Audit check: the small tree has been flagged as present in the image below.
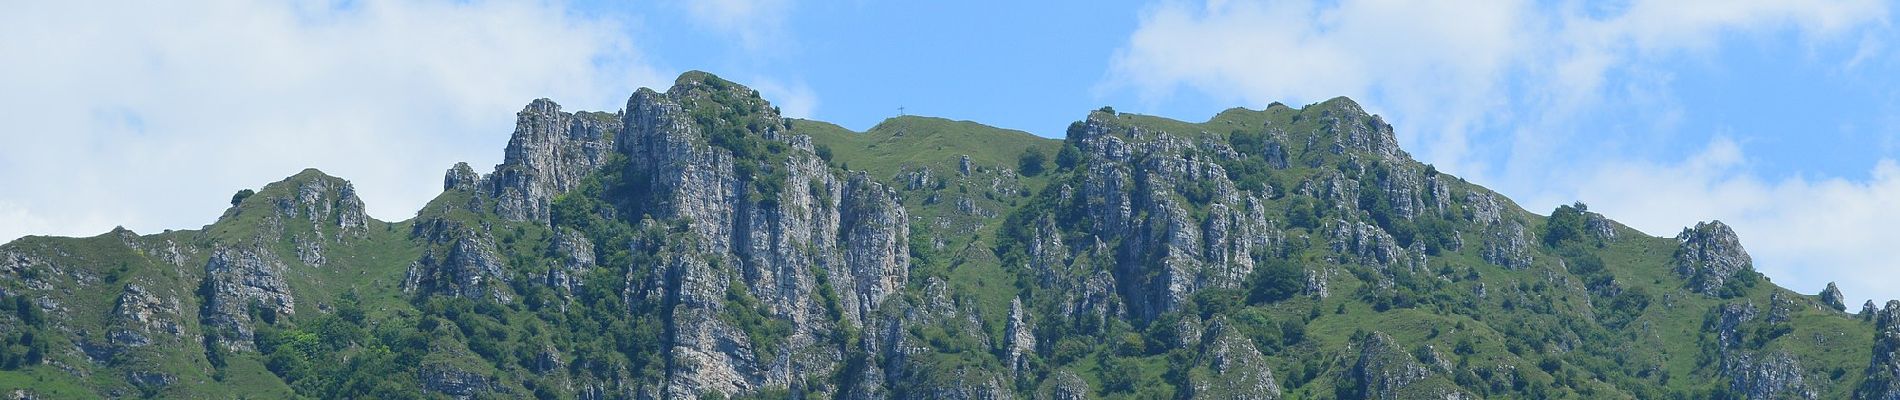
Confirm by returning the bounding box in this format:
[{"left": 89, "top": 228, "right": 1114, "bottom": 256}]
[
  {"left": 1248, "top": 258, "right": 1304, "bottom": 304},
  {"left": 1055, "top": 144, "right": 1082, "bottom": 170},
  {"left": 1017, "top": 148, "right": 1048, "bottom": 177},
  {"left": 230, "top": 189, "right": 256, "bottom": 207}
]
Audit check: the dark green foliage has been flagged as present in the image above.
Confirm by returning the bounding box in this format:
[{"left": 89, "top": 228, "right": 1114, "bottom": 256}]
[
  {"left": 13, "top": 295, "right": 41, "bottom": 327},
  {"left": 1247, "top": 258, "right": 1303, "bottom": 304},
  {"left": 1716, "top": 270, "right": 1761, "bottom": 299},
  {"left": 688, "top": 76, "right": 792, "bottom": 208},
  {"left": 815, "top": 143, "right": 834, "bottom": 163},
  {"left": 1017, "top": 147, "right": 1047, "bottom": 177},
  {"left": 723, "top": 279, "right": 792, "bottom": 358},
  {"left": 1055, "top": 144, "right": 1081, "bottom": 170},
  {"left": 1544, "top": 203, "right": 1591, "bottom": 247},
  {"left": 1, "top": 323, "right": 50, "bottom": 370},
  {"left": 5, "top": 82, "right": 1886, "bottom": 399},
  {"left": 1191, "top": 288, "right": 1245, "bottom": 319},
  {"left": 231, "top": 189, "right": 256, "bottom": 206},
  {"left": 1286, "top": 196, "right": 1322, "bottom": 230}
]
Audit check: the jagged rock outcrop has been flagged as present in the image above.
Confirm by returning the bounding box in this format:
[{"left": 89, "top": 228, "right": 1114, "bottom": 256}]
[
  {"left": 1310, "top": 97, "right": 1407, "bottom": 162},
  {"left": 1479, "top": 220, "right": 1534, "bottom": 270},
  {"left": 546, "top": 228, "right": 594, "bottom": 296},
  {"left": 864, "top": 279, "right": 1011, "bottom": 400},
  {"left": 419, "top": 363, "right": 498, "bottom": 399},
  {"left": 107, "top": 284, "right": 184, "bottom": 349},
  {"left": 1037, "top": 370, "right": 1090, "bottom": 400},
  {"left": 838, "top": 173, "right": 911, "bottom": 325},
  {"left": 1187, "top": 319, "right": 1282, "bottom": 399},
  {"left": 607, "top": 72, "right": 914, "bottom": 398},
  {"left": 10, "top": 71, "right": 1892, "bottom": 399},
  {"left": 1346, "top": 332, "right": 1470, "bottom": 400},
  {"left": 1584, "top": 210, "right": 1618, "bottom": 241},
  {"left": 1675, "top": 221, "right": 1754, "bottom": 295},
  {"left": 403, "top": 220, "right": 510, "bottom": 302},
  {"left": 1058, "top": 109, "right": 1280, "bottom": 321},
  {"left": 1709, "top": 302, "right": 1816, "bottom": 399},
  {"left": 1860, "top": 300, "right": 1900, "bottom": 399},
  {"left": 224, "top": 169, "right": 371, "bottom": 242},
  {"left": 488, "top": 99, "right": 620, "bottom": 224},
  {"left": 200, "top": 245, "right": 294, "bottom": 350},
  {"left": 1823, "top": 282, "right": 1848, "bottom": 312},
  {"left": 1726, "top": 351, "right": 1816, "bottom": 400},
  {"left": 1005, "top": 297, "right": 1036, "bottom": 377},
  {"left": 444, "top": 162, "right": 480, "bottom": 192}
]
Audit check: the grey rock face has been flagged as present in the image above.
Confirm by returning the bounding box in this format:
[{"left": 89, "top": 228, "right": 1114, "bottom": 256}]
[
  {"left": 1861, "top": 300, "right": 1900, "bottom": 399},
  {"left": 1188, "top": 318, "right": 1282, "bottom": 399},
  {"left": 838, "top": 173, "right": 911, "bottom": 324},
  {"left": 1348, "top": 332, "right": 1471, "bottom": 400},
  {"left": 488, "top": 99, "right": 620, "bottom": 224},
  {"left": 866, "top": 280, "right": 1012, "bottom": 400},
  {"left": 125, "top": 371, "right": 176, "bottom": 390},
  {"left": 1036, "top": 370, "right": 1090, "bottom": 400},
  {"left": 1584, "top": 210, "right": 1618, "bottom": 241},
  {"left": 218, "top": 170, "right": 370, "bottom": 244},
  {"left": 1709, "top": 302, "right": 1816, "bottom": 399},
  {"left": 1332, "top": 220, "right": 1406, "bottom": 272},
  {"left": 108, "top": 284, "right": 184, "bottom": 349},
  {"left": 444, "top": 162, "right": 480, "bottom": 192},
  {"left": 1058, "top": 110, "right": 1280, "bottom": 322},
  {"left": 200, "top": 246, "right": 294, "bottom": 350},
  {"left": 419, "top": 363, "right": 497, "bottom": 399},
  {"left": 1313, "top": 97, "right": 1407, "bottom": 162},
  {"left": 1822, "top": 282, "right": 1847, "bottom": 312},
  {"left": 403, "top": 221, "right": 510, "bottom": 302},
  {"left": 1725, "top": 351, "right": 1816, "bottom": 400},
  {"left": 1674, "top": 221, "right": 1754, "bottom": 295},
  {"left": 1712, "top": 303, "right": 1760, "bottom": 349},
  {"left": 546, "top": 228, "right": 595, "bottom": 296},
  {"left": 1005, "top": 297, "right": 1036, "bottom": 376},
  {"left": 1479, "top": 220, "right": 1533, "bottom": 270},
  {"left": 602, "top": 73, "right": 915, "bottom": 398}
]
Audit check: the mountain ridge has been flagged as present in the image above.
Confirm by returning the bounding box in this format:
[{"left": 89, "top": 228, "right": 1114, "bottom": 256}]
[{"left": 1, "top": 71, "right": 1892, "bottom": 399}]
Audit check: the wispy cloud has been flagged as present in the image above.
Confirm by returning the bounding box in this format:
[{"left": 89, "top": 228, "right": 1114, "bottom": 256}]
[
  {"left": 1574, "top": 138, "right": 1900, "bottom": 305},
  {"left": 0, "top": 0, "right": 663, "bottom": 242},
  {"left": 1105, "top": 0, "right": 1897, "bottom": 300},
  {"left": 677, "top": 0, "right": 794, "bottom": 51}
]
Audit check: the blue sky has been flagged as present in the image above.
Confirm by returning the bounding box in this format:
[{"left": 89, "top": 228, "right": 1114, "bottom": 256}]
[{"left": 3, "top": 0, "right": 1898, "bottom": 303}]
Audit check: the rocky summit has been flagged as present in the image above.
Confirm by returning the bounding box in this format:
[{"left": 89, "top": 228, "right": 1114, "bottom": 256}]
[{"left": 0, "top": 71, "right": 1891, "bottom": 399}]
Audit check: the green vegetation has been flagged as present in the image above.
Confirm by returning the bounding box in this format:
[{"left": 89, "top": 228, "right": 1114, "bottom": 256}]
[
  {"left": 0, "top": 75, "right": 1879, "bottom": 399},
  {"left": 1018, "top": 147, "right": 1048, "bottom": 176},
  {"left": 230, "top": 189, "right": 255, "bottom": 207}
]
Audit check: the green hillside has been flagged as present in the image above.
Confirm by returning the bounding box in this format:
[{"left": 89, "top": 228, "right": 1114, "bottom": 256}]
[{"left": 0, "top": 72, "right": 1890, "bottom": 400}]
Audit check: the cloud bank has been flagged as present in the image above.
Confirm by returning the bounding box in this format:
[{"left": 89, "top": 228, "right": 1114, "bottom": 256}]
[
  {"left": 1107, "top": 0, "right": 1898, "bottom": 302},
  {"left": 0, "top": 1, "right": 663, "bottom": 242}
]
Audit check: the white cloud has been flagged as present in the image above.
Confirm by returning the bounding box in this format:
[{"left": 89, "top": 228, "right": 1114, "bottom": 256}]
[
  {"left": 746, "top": 77, "right": 820, "bottom": 119},
  {"left": 1107, "top": 0, "right": 1900, "bottom": 299},
  {"left": 1574, "top": 138, "right": 1900, "bottom": 306},
  {"left": 1107, "top": 0, "right": 1529, "bottom": 174},
  {"left": 0, "top": 1, "right": 664, "bottom": 242},
  {"left": 677, "top": 0, "right": 793, "bottom": 50}
]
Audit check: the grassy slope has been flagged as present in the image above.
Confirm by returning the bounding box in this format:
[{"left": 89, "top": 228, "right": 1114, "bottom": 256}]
[
  {"left": 800, "top": 115, "right": 1062, "bottom": 339},
  {"left": 0, "top": 97, "right": 1876, "bottom": 398}
]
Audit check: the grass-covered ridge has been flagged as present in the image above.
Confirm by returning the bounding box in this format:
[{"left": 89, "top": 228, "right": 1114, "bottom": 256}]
[{"left": 0, "top": 72, "right": 1885, "bottom": 399}]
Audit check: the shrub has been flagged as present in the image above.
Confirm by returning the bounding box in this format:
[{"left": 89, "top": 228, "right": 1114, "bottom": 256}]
[
  {"left": 1017, "top": 148, "right": 1048, "bottom": 177},
  {"left": 1055, "top": 144, "right": 1081, "bottom": 170},
  {"left": 1544, "top": 203, "right": 1590, "bottom": 247},
  {"left": 1248, "top": 258, "right": 1304, "bottom": 304},
  {"left": 231, "top": 189, "right": 255, "bottom": 206}
]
